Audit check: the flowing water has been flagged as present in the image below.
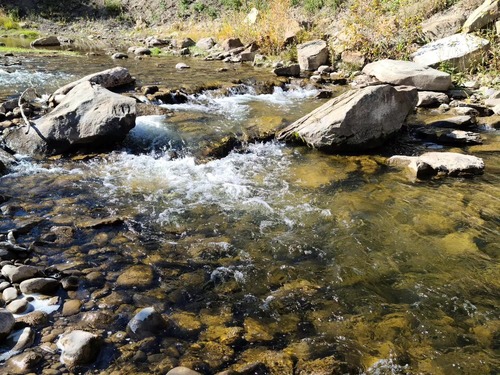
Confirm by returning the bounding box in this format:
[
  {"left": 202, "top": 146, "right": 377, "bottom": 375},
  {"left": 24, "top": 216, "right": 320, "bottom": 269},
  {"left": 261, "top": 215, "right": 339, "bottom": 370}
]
[{"left": 0, "top": 49, "right": 499, "bottom": 374}]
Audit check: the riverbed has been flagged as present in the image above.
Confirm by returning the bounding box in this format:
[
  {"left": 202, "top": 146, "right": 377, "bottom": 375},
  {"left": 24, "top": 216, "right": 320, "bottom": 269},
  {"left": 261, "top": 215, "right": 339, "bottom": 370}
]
[{"left": 1, "top": 48, "right": 499, "bottom": 374}]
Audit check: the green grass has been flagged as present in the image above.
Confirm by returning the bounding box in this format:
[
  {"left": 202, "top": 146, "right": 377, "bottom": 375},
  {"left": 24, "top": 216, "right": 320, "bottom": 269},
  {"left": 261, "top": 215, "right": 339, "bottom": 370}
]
[
  {"left": 0, "top": 46, "right": 80, "bottom": 56},
  {"left": 1, "top": 28, "right": 39, "bottom": 38}
]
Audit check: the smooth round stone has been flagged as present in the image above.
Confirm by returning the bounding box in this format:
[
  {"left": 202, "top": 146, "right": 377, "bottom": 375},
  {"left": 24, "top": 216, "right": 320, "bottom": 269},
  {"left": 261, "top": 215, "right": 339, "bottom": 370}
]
[
  {"left": 62, "top": 299, "right": 82, "bottom": 317},
  {"left": 175, "top": 63, "right": 190, "bottom": 70},
  {"left": 134, "top": 47, "right": 151, "bottom": 56},
  {"left": 1, "top": 265, "right": 39, "bottom": 283},
  {"left": 0, "top": 309, "right": 15, "bottom": 340},
  {"left": 0, "top": 281, "right": 11, "bottom": 292},
  {"left": 6, "top": 299, "right": 28, "bottom": 314},
  {"left": 19, "top": 278, "right": 60, "bottom": 294},
  {"left": 3, "top": 286, "right": 18, "bottom": 303},
  {"left": 166, "top": 367, "right": 202, "bottom": 375}
]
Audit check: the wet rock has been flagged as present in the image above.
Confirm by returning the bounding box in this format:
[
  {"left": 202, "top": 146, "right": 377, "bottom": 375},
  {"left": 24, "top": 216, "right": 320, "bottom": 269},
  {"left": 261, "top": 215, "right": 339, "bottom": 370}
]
[
  {"left": 31, "top": 36, "right": 60, "bottom": 47},
  {"left": 5, "top": 350, "right": 42, "bottom": 374},
  {"left": 296, "top": 355, "right": 350, "bottom": 374},
  {"left": 0, "top": 309, "right": 15, "bottom": 340},
  {"left": 116, "top": 264, "right": 154, "bottom": 288},
  {"left": 415, "top": 128, "right": 482, "bottom": 145},
  {"left": 180, "top": 341, "right": 234, "bottom": 371},
  {"left": 463, "top": 0, "right": 499, "bottom": 33},
  {"left": 62, "top": 299, "right": 82, "bottom": 316},
  {"left": 134, "top": 47, "right": 151, "bottom": 56},
  {"left": 61, "top": 276, "right": 79, "bottom": 291},
  {"left": 168, "top": 311, "right": 203, "bottom": 339},
  {"left": 243, "top": 317, "right": 274, "bottom": 343},
  {"left": 176, "top": 63, "right": 190, "bottom": 70},
  {"left": 411, "top": 33, "right": 490, "bottom": 71},
  {"left": 417, "top": 91, "right": 450, "bottom": 107},
  {"left": 362, "top": 59, "right": 451, "bottom": 91},
  {"left": 1, "top": 265, "right": 39, "bottom": 283},
  {"left": 273, "top": 64, "right": 300, "bottom": 77},
  {"left": 15, "top": 310, "right": 49, "bottom": 328},
  {"left": 278, "top": 85, "right": 417, "bottom": 152},
  {"left": 6, "top": 299, "right": 28, "bottom": 314},
  {"left": 77, "top": 215, "right": 125, "bottom": 228},
  {"left": 57, "top": 330, "right": 101, "bottom": 368},
  {"left": 11, "top": 326, "right": 35, "bottom": 351},
  {"left": 167, "top": 367, "right": 202, "bottom": 375},
  {"left": 0, "top": 281, "right": 10, "bottom": 292},
  {"left": 127, "top": 307, "right": 168, "bottom": 340},
  {"left": 4, "top": 82, "right": 136, "bottom": 157},
  {"left": 297, "top": 40, "right": 329, "bottom": 71},
  {"left": 196, "top": 37, "right": 216, "bottom": 51},
  {"left": 19, "top": 278, "right": 60, "bottom": 294},
  {"left": 200, "top": 326, "right": 244, "bottom": 346},
  {"left": 388, "top": 152, "right": 484, "bottom": 178},
  {"left": 3, "top": 286, "right": 18, "bottom": 303},
  {"left": 79, "top": 310, "right": 114, "bottom": 329},
  {"left": 112, "top": 52, "right": 128, "bottom": 59},
  {"left": 426, "top": 115, "right": 476, "bottom": 129},
  {"left": 233, "top": 349, "right": 294, "bottom": 375},
  {"left": 0, "top": 148, "right": 16, "bottom": 172}
]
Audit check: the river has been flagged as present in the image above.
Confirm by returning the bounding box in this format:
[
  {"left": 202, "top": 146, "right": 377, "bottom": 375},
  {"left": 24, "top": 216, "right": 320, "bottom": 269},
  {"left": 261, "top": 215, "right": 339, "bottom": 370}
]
[{"left": 0, "top": 47, "right": 499, "bottom": 374}]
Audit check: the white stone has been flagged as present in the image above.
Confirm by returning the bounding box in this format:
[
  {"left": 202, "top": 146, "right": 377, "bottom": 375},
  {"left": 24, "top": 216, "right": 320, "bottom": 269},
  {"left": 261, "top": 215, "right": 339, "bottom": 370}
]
[{"left": 411, "top": 33, "right": 490, "bottom": 71}]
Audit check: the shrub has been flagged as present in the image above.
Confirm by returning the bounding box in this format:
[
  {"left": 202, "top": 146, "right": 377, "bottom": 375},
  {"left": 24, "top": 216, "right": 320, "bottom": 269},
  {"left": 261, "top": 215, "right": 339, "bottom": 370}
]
[{"left": 0, "top": 9, "right": 19, "bottom": 30}]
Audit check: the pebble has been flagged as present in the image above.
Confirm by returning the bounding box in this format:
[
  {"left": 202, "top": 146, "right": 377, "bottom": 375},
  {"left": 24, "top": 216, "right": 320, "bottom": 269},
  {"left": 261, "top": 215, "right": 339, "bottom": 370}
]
[
  {"left": 62, "top": 299, "right": 82, "bottom": 316},
  {"left": 3, "top": 286, "right": 18, "bottom": 303},
  {"left": 176, "top": 63, "right": 190, "bottom": 70},
  {"left": 19, "top": 278, "right": 60, "bottom": 294},
  {"left": 6, "top": 298, "right": 28, "bottom": 314}
]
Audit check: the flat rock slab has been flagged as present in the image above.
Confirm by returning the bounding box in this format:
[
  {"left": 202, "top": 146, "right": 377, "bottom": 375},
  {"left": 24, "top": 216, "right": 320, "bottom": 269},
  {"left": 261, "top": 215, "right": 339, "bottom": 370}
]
[
  {"left": 49, "top": 67, "right": 134, "bottom": 104},
  {"left": 362, "top": 59, "right": 451, "bottom": 91},
  {"left": 411, "top": 33, "right": 490, "bottom": 71},
  {"left": 415, "top": 128, "right": 482, "bottom": 145},
  {"left": 388, "top": 152, "right": 484, "bottom": 179},
  {"left": 278, "top": 84, "right": 417, "bottom": 152},
  {"left": 463, "top": 0, "right": 499, "bottom": 33}
]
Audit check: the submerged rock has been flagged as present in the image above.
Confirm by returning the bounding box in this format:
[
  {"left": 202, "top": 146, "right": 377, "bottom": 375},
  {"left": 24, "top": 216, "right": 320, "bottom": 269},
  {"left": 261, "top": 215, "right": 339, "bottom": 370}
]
[
  {"left": 57, "top": 330, "right": 101, "bottom": 368},
  {"left": 127, "top": 307, "right": 168, "bottom": 340},
  {"left": 116, "top": 265, "right": 154, "bottom": 288},
  {"left": 3, "top": 81, "right": 136, "bottom": 157},
  {"left": 278, "top": 84, "right": 418, "bottom": 152},
  {"left": 362, "top": 59, "right": 451, "bottom": 91},
  {"left": 5, "top": 350, "right": 42, "bottom": 374},
  {"left": 388, "top": 152, "right": 484, "bottom": 178}
]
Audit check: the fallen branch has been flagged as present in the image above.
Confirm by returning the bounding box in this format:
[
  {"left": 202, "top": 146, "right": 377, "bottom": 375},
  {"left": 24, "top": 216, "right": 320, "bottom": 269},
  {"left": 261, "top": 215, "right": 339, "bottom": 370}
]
[{"left": 18, "top": 87, "right": 37, "bottom": 135}]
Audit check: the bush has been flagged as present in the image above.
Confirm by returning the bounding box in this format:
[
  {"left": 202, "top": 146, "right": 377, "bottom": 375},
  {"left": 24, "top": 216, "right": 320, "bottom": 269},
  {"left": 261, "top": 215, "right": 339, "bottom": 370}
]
[{"left": 0, "top": 9, "right": 19, "bottom": 30}]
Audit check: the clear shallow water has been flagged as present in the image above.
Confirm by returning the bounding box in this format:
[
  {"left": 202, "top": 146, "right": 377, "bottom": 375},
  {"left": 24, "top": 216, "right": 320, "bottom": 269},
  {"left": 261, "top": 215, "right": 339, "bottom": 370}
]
[{"left": 0, "top": 52, "right": 499, "bottom": 374}]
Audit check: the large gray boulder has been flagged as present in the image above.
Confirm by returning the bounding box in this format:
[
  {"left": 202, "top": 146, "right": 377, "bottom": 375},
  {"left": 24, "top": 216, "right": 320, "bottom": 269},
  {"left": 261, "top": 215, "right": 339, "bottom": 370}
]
[
  {"left": 297, "top": 40, "right": 329, "bottom": 71},
  {"left": 362, "top": 59, "right": 451, "bottom": 91},
  {"left": 49, "top": 67, "right": 134, "bottom": 105},
  {"left": 388, "top": 152, "right": 484, "bottom": 178},
  {"left": 463, "top": 0, "right": 499, "bottom": 33},
  {"left": 277, "top": 84, "right": 418, "bottom": 152},
  {"left": 57, "top": 330, "right": 101, "bottom": 368},
  {"left": 3, "top": 81, "right": 136, "bottom": 157},
  {"left": 411, "top": 33, "right": 490, "bottom": 71}
]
